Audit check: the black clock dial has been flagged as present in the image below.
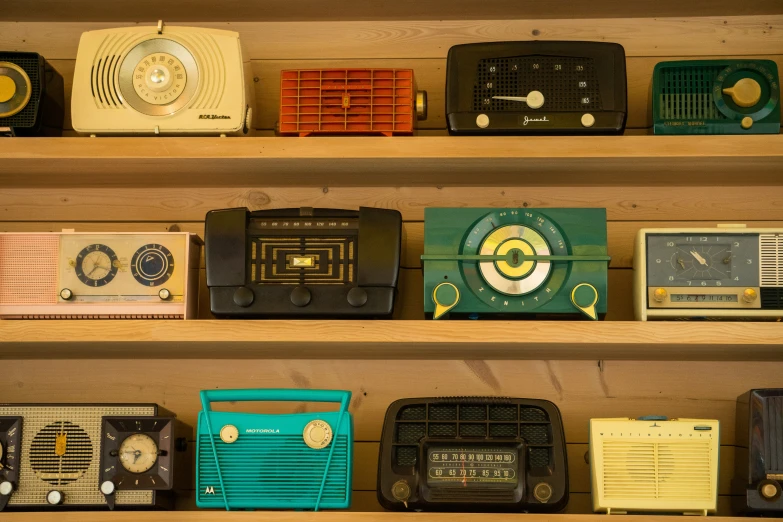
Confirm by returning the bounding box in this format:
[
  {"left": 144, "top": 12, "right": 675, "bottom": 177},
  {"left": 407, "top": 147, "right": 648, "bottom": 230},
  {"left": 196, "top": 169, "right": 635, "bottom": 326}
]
[
  {"left": 75, "top": 244, "right": 119, "bottom": 287},
  {"left": 131, "top": 244, "right": 174, "bottom": 287}
]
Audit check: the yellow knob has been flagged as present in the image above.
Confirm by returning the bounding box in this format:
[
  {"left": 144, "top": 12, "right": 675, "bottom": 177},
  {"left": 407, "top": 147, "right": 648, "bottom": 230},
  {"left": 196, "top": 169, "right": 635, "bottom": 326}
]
[
  {"left": 0, "top": 75, "right": 16, "bottom": 104},
  {"left": 723, "top": 78, "right": 762, "bottom": 108},
  {"left": 741, "top": 116, "right": 754, "bottom": 129},
  {"left": 653, "top": 288, "right": 668, "bottom": 303},
  {"left": 761, "top": 483, "right": 779, "bottom": 499},
  {"left": 743, "top": 288, "right": 758, "bottom": 303}
]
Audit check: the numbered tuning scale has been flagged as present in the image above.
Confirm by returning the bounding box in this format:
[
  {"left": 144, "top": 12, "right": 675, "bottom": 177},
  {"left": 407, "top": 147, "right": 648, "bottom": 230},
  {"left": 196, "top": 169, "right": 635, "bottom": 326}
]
[
  {"left": 653, "top": 59, "right": 780, "bottom": 134},
  {"left": 99, "top": 416, "right": 191, "bottom": 510},
  {"left": 422, "top": 208, "right": 610, "bottom": 320},
  {"left": 445, "top": 41, "right": 628, "bottom": 134},
  {"left": 0, "top": 417, "right": 22, "bottom": 510}
]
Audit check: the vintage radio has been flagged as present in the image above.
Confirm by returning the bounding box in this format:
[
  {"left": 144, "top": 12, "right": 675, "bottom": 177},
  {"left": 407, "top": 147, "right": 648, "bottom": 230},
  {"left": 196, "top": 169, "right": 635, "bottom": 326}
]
[
  {"left": 279, "top": 69, "right": 427, "bottom": 136},
  {"left": 634, "top": 225, "right": 783, "bottom": 320},
  {"left": 196, "top": 389, "right": 353, "bottom": 510},
  {"left": 0, "top": 231, "right": 201, "bottom": 319},
  {"left": 590, "top": 417, "right": 720, "bottom": 515},
  {"left": 422, "top": 208, "right": 609, "bottom": 320},
  {"left": 733, "top": 389, "right": 783, "bottom": 514},
  {"left": 377, "top": 397, "right": 568, "bottom": 512},
  {"left": 653, "top": 59, "right": 780, "bottom": 134},
  {"left": 71, "top": 21, "right": 254, "bottom": 136},
  {"left": 446, "top": 41, "right": 627, "bottom": 134},
  {"left": 0, "top": 404, "right": 190, "bottom": 511},
  {"left": 205, "top": 207, "right": 401, "bottom": 318},
  {"left": 0, "top": 52, "right": 64, "bottom": 137}
]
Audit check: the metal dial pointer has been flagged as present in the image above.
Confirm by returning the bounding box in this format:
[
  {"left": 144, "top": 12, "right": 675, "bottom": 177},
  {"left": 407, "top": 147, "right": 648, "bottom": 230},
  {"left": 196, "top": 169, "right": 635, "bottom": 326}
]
[
  {"left": 690, "top": 250, "right": 709, "bottom": 266},
  {"left": 492, "top": 90, "right": 545, "bottom": 109}
]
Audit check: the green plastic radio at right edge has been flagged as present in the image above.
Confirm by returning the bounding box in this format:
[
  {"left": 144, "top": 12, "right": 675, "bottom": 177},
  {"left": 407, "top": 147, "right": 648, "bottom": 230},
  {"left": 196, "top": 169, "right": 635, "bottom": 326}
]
[
  {"left": 422, "top": 208, "right": 609, "bottom": 319},
  {"left": 196, "top": 388, "right": 353, "bottom": 511}
]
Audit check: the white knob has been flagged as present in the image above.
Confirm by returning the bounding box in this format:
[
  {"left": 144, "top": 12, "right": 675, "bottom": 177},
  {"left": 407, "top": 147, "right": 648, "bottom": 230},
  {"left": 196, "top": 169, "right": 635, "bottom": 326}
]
[
  {"left": 0, "top": 481, "right": 13, "bottom": 496},
  {"left": 220, "top": 424, "right": 239, "bottom": 444},
  {"left": 46, "top": 490, "right": 64, "bottom": 505},
  {"left": 158, "top": 288, "right": 171, "bottom": 300},
  {"left": 476, "top": 114, "right": 490, "bottom": 128},
  {"left": 525, "top": 90, "right": 545, "bottom": 109},
  {"left": 581, "top": 113, "right": 596, "bottom": 128},
  {"left": 100, "top": 480, "right": 115, "bottom": 495}
]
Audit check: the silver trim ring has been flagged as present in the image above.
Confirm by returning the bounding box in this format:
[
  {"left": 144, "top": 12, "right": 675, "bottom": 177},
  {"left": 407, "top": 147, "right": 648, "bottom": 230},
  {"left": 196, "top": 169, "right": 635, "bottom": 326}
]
[
  {"left": 479, "top": 225, "right": 552, "bottom": 295},
  {"left": 119, "top": 38, "right": 199, "bottom": 116}
]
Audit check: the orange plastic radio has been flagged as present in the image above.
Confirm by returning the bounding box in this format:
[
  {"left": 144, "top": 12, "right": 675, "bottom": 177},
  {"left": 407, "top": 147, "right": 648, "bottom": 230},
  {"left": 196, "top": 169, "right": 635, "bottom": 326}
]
[
  {"left": 0, "top": 231, "right": 201, "bottom": 319},
  {"left": 279, "top": 69, "right": 427, "bottom": 136}
]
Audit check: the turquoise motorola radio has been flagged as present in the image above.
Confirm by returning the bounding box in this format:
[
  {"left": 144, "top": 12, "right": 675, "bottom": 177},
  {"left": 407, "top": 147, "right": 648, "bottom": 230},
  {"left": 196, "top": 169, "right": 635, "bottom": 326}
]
[
  {"left": 422, "top": 208, "right": 609, "bottom": 320},
  {"left": 196, "top": 389, "right": 353, "bottom": 511}
]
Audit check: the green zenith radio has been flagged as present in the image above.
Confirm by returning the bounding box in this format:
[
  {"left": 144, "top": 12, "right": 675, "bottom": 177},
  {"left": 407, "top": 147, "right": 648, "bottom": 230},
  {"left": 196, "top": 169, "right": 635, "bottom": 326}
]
[
  {"left": 653, "top": 59, "right": 780, "bottom": 134},
  {"left": 422, "top": 208, "right": 609, "bottom": 320}
]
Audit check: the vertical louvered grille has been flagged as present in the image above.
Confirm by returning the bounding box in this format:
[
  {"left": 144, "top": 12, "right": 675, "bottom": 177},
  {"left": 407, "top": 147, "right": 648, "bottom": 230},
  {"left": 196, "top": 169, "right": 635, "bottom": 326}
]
[
  {"left": 197, "top": 435, "right": 349, "bottom": 503},
  {"left": 764, "top": 396, "right": 783, "bottom": 473},
  {"left": 601, "top": 440, "right": 714, "bottom": 500},
  {"left": 760, "top": 234, "right": 782, "bottom": 287},
  {"left": 658, "top": 66, "right": 725, "bottom": 120},
  {"left": 392, "top": 400, "right": 553, "bottom": 468}
]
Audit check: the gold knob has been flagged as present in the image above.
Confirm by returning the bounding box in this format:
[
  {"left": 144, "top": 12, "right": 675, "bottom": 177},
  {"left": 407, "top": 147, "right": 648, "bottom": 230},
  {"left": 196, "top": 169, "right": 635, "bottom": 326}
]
[
  {"left": 219, "top": 424, "right": 238, "bottom": 444},
  {"left": 303, "top": 419, "right": 332, "bottom": 449},
  {"left": 416, "top": 91, "right": 427, "bottom": 121},
  {"left": 761, "top": 483, "right": 779, "bottom": 499},
  {"left": 723, "top": 78, "right": 762, "bottom": 108},
  {"left": 392, "top": 480, "right": 411, "bottom": 507},
  {"left": 741, "top": 116, "right": 754, "bottom": 129},
  {"left": 534, "top": 482, "right": 553, "bottom": 503},
  {"left": 653, "top": 288, "right": 668, "bottom": 303},
  {"left": 0, "top": 75, "right": 16, "bottom": 104},
  {"left": 743, "top": 288, "right": 758, "bottom": 303}
]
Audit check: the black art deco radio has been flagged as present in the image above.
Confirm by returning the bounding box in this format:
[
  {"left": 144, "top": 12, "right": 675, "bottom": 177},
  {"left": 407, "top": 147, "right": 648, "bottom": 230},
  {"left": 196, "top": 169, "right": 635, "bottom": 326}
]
[
  {"left": 377, "top": 397, "right": 568, "bottom": 512},
  {"left": 71, "top": 21, "right": 254, "bottom": 135},
  {"left": 0, "top": 231, "right": 201, "bottom": 319},
  {"left": 733, "top": 389, "right": 783, "bottom": 514},
  {"left": 446, "top": 41, "right": 627, "bottom": 134},
  {"left": 0, "top": 52, "right": 64, "bottom": 136},
  {"left": 205, "top": 207, "right": 402, "bottom": 318},
  {"left": 0, "top": 404, "right": 190, "bottom": 511}
]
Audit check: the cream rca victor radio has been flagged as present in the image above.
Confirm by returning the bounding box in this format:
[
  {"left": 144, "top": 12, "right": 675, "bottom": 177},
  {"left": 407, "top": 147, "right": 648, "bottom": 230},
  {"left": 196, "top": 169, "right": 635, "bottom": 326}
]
[
  {"left": 71, "top": 21, "right": 254, "bottom": 136},
  {"left": 635, "top": 225, "right": 783, "bottom": 320},
  {"left": 0, "top": 232, "right": 201, "bottom": 319},
  {"left": 590, "top": 417, "right": 720, "bottom": 516}
]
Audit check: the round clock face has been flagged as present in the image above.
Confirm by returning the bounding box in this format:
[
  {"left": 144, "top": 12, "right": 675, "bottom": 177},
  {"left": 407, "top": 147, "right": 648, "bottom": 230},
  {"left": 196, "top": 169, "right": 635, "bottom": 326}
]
[
  {"left": 75, "top": 244, "right": 119, "bottom": 287},
  {"left": 119, "top": 433, "right": 158, "bottom": 474},
  {"left": 131, "top": 244, "right": 175, "bottom": 287}
]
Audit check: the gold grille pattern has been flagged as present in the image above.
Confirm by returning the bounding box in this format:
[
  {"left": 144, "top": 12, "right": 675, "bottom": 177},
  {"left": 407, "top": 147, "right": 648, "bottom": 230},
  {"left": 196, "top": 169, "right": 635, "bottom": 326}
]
[{"left": 251, "top": 237, "right": 355, "bottom": 285}]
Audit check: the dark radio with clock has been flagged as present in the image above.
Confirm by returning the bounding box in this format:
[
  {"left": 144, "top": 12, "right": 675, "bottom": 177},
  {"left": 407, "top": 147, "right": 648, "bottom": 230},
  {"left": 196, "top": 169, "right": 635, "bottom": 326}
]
[
  {"left": 445, "top": 41, "right": 627, "bottom": 134},
  {"left": 205, "top": 206, "right": 402, "bottom": 318},
  {"left": 0, "top": 404, "right": 190, "bottom": 511},
  {"left": 377, "top": 397, "right": 569, "bottom": 512},
  {"left": 634, "top": 225, "right": 783, "bottom": 320}
]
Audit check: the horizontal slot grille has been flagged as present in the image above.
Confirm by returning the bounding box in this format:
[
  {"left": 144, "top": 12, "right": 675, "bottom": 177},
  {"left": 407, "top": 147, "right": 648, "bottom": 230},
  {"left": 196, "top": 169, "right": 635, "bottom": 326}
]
[
  {"left": 764, "top": 395, "right": 783, "bottom": 473},
  {"left": 430, "top": 489, "right": 516, "bottom": 502},
  {"left": 198, "top": 435, "right": 349, "bottom": 503},
  {"left": 392, "top": 401, "right": 552, "bottom": 468},
  {"left": 601, "top": 441, "right": 713, "bottom": 500},
  {"left": 760, "top": 234, "right": 782, "bottom": 287},
  {"left": 657, "top": 66, "right": 724, "bottom": 121}
]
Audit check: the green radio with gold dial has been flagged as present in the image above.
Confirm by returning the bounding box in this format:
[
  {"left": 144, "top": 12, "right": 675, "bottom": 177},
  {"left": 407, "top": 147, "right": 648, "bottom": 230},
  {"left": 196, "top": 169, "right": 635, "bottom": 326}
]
[{"left": 422, "top": 208, "right": 609, "bottom": 320}]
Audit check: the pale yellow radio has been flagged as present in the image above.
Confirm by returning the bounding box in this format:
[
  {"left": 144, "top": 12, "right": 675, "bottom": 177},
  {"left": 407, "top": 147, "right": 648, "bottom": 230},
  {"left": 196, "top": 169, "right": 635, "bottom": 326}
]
[
  {"left": 590, "top": 417, "right": 719, "bottom": 516},
  {"left": 71, "top": 21, "right": 254, "bottom": 136},
  {"left": 0, "top": 231, "right": 201, "bottom": 318}
]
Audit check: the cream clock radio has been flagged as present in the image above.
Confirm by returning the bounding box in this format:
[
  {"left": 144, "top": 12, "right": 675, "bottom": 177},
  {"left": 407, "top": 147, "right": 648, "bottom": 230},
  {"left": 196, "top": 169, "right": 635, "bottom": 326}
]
[{"left": 71, "top": 21, "right": 254, "bottom": 136}]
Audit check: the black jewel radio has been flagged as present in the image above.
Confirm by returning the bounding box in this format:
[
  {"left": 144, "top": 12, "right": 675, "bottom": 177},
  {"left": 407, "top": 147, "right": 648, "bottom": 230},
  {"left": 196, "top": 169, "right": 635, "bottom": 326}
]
[
  {"left": 733, "top": 389, "right": 783, "bottom": 514},
  {"left": 205, "top": 207, "right": 402, "bottom": 318},
  {"left": 377, "top": 397, "right": 568, "bottom": 512},
  {"left": 0, "top": 52, "right": 64, "bottom": 137},
  {"left": 446, "top": 41, "right": 627, "bottom": 134},
  {"left": 0, "top": 404, "right": 190, "bottom": 510}
]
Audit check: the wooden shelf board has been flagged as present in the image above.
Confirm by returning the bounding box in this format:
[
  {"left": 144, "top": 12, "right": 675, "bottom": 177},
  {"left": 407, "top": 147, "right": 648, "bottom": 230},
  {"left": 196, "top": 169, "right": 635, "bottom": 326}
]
[
  {"left": 2, "top": 320, "right": 782, "bottom": 360},
  {"left": 2, "top": 136, "right": 782, "bottom": 187}
]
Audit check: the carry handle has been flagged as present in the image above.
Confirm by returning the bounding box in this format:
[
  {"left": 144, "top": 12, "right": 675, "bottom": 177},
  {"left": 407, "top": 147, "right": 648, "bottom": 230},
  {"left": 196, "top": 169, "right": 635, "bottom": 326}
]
[{"left": 200, "top": 389, "right": 351, "bottom": 413}]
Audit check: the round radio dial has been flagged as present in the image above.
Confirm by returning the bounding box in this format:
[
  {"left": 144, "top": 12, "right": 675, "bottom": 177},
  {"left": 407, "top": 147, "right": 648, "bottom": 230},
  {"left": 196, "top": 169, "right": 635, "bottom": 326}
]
[
  {"left": 220, "top": 425, "right": 239, "bottom": 444},
  {"left": 119, "top": 433, "right": 158, "bottom": 474},
  {"left": 133, "top": 52, "right": 186, "bottom": 105},
  {"left": 303, "top": 420, "right": 333, "bottom": 449},
  {"left": 0, "top": 75, "right": 16, "bottom": 104},
  {"left": 723, "top": 78, "right": 762, "bottom": 108}
]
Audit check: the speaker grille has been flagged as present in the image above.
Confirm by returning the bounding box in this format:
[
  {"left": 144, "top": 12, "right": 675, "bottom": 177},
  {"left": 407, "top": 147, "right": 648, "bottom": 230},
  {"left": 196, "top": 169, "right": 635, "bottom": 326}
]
[
  {"left": 761, "top": 234, "right": 782, "bottom": 287},
  {"left": 656, "top": 65, "right": 725, "bottom": 121},
  {"left": 0, "top": 53, "right": 41, "bottom": 128},
  {"left": 472, "top": 56, "right": 601, "bottom": 112},
  {"left": 764, "top": 395, "right": 783, "bottom": 473},
  {"left": 0, "top": 234, "right": 59, "bottom": 305},
  {"left": 0, "top": 405, "right": 156, "bottom": 506},
  {"left": 392, "top": 400, "right": 553, "bottom": 468},
  {"left": 251, "top": 236, "right": 356, "bottom": 285}
]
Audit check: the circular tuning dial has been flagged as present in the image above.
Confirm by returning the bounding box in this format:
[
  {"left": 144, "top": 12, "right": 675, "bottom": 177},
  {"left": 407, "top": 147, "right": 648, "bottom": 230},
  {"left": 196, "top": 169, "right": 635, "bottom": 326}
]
[
  {"left": 0, "top": 75, "right": 16, "bottom": 104},
  {"left": 132, "top": 244, "right": 174, "bottom": 287},
  {"left": 723, "top": 78, "right": 762, "bottom": 108},
  {"left": 0, "top": 62, "right": 32, "bottom": 118}
]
